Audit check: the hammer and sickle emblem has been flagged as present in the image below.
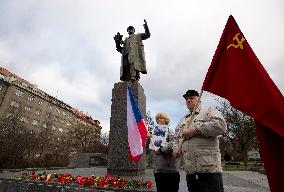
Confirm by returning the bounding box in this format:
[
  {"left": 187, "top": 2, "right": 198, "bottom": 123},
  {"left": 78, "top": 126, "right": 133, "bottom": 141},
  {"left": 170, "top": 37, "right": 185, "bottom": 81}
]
[{"left": 227, "top": 33, "right": 245, "bottom": 50}]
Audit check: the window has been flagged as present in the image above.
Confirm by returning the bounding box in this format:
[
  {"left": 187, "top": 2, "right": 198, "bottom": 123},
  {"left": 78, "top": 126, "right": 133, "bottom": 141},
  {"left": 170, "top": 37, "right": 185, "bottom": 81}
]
[
  {"left": 67, "top": 114, "right": 72, "bottom": 119},
  {"left": 46, "top": 113, "right": 51, "bottom": 118},
  {"left": 6, "top": 113, "right": 14, "bottom": 119},
  {"left": 35, "top": 110, "right": 41, "bottom": 115},
  {"left": 32, "top": 119, "right": 39, "bottom": 126},
  {"left": 52, "top": 125, "right": 56, "bottom": 131},
  {"left": 19, "top": 116, "right": 28, "bottom": 123},
  {"left": 38, "top": 100, "right": 43, "bottom": 105},
  {"left": 15, "top": 89, "right": 24, "bottom": 97},
  {"left": 10, "top": 100, "right": 20, "bottom": 108},
  {"left": 24, "top": 106, "right": 32, "bottom": 112},
  {"left": 27, "top": 95, "right": 34, "bottom": 102}
]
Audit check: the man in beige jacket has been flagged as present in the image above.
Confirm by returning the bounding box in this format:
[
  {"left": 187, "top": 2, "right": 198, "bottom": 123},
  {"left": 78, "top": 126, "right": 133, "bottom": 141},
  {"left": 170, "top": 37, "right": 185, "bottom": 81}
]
[{"left": 173, "top": 90, "right": 227, "bottom": 192}]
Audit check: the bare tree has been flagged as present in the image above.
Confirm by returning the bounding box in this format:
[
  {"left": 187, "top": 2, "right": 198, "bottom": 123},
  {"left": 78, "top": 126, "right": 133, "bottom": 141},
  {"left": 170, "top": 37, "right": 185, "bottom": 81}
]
[
  {"left": 217, "top": 99, "right": 258, "bottom": 169},
  {"left": 146, "top": 111, "right": 155, "bottom": 133},
  {"left": 0, "top": 108, "right": 39, "bottom": 168},
  {"left": 100, "top": 132, "right": 109, "bottom": 146},
  {"left": 37, "top": 116, "right": 54, "bottom": 163},
  {"left": 0, "top": 106, "right": 106, "bottom": 168},
  {"left": 64, "top": 120, "right": 107, "bottom": 154}
]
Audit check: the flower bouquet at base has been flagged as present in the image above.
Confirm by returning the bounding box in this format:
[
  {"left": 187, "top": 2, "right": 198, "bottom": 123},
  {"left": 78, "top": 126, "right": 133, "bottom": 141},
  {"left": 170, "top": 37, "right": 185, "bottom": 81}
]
[{"left": 10, "top": 171, "right": 153, "bottom": 191}]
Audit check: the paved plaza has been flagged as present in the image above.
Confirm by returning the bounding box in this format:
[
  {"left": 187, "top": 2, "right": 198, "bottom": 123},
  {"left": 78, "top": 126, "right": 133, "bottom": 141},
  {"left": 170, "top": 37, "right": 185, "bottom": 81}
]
[{"left": 0, "top": 167, "right": 269, "bottom": 192}]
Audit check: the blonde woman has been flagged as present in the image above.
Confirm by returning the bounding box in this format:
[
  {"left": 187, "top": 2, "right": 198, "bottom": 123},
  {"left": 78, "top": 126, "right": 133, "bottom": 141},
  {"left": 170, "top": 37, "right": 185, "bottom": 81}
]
[{"left": 148, "top": 112, "right": 180, "bottom": 192}]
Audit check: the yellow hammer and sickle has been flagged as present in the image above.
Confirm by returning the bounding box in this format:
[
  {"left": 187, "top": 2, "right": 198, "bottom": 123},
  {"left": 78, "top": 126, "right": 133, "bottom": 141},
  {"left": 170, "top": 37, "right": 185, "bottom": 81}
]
[{"left": 227, "top": 33, "right": 245, "bottom": 50}]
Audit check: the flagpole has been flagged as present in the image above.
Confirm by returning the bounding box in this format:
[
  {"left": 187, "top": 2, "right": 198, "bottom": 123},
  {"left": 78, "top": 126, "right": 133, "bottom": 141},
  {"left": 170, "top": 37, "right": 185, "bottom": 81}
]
[{"left": 178, "top": 90, "right": 204, "bottom": 151}]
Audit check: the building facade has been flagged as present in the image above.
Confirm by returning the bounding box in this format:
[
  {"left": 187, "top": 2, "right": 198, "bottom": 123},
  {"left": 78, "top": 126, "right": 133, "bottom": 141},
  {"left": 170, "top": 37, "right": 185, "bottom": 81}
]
[{"left": 0, "top": 67, "right": 101, "bottom": 139}]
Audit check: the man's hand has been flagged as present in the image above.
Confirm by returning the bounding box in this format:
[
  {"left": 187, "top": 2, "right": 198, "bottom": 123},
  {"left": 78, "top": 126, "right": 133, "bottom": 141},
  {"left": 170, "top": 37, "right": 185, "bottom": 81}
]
[
  {"left": 182, "top": 127, "right": 196, "bottom": 140},
  {"left": 143, "top": 19, "right": 148, "bottom": 26},
  {"left": 147, "top": 132, "right": 152, "bottom": 139},
  {"left": 173, "top": 148, "right": 181, "bottom": 158}
]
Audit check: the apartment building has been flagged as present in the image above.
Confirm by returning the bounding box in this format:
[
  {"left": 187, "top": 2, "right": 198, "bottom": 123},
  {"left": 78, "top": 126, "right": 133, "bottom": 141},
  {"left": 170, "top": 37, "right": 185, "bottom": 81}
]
[{"left": 0, "top": 67, "right": 101, "bottom": 139}]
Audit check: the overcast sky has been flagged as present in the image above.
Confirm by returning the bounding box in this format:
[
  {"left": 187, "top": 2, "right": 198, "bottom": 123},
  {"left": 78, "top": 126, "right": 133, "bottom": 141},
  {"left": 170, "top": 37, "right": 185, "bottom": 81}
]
[{"left": 0, "top": 0, "right": 283, "bottom": 133}]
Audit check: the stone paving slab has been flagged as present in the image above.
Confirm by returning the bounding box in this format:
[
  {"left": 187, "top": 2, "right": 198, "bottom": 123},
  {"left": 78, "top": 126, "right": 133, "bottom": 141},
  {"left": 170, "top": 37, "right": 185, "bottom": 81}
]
[
  {"left": 0, "top": 167, "right": 270, "bottom": 192},
  {"left": 223, "top": 172, "right": 269, "bottom": 192}
]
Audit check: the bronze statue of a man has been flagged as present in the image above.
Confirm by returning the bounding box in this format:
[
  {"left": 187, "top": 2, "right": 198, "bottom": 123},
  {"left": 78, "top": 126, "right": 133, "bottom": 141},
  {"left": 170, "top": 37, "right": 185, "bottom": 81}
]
[{"left": 114, "top": 19, "right": 151, "bottom": 81}]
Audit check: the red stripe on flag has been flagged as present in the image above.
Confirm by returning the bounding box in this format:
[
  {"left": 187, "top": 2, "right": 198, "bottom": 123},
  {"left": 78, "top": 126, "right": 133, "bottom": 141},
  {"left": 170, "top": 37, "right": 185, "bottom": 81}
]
[
  {"left": 128, "top": 150, "right": 141, "bottom": 162},
  {"left": 137, "top": 119, "right": 147, "bottom": 148}
]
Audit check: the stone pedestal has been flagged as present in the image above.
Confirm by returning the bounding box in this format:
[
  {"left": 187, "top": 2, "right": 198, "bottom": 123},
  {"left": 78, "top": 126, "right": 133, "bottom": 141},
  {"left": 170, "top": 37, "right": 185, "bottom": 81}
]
[{"left": 107, "top": 81, "right": 146, "bottom": 176}]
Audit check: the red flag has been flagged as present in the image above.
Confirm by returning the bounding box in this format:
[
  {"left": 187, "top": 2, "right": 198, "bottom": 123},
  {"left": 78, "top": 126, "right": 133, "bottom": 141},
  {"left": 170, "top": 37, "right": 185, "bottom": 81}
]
[{"left": 202, "top": 15, "right": 284, "bottom": 192}]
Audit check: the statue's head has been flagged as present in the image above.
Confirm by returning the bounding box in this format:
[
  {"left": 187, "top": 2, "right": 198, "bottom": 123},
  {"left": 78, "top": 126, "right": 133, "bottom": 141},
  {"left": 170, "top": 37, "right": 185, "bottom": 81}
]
[{"left": 127, "top": 26, "right": 135, "bottom": 35}]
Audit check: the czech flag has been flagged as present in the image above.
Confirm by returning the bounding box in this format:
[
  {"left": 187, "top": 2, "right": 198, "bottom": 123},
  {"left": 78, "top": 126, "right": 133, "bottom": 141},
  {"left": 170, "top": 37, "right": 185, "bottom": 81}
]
[{"left": 127, "top": 86, "right": 147, "bottom": 162}]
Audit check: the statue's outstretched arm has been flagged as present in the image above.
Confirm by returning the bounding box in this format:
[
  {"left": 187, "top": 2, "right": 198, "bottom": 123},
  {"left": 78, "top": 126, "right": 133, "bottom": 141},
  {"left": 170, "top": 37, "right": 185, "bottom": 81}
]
[{"left": 142, "top": 19, "right": 151, "bottom": 40}]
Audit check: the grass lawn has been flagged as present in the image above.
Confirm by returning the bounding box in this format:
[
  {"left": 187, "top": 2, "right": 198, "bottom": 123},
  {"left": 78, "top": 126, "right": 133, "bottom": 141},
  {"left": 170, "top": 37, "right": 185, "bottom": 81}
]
[{"left": 222, "top": 161, "right": 263, "bottom": 171}]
